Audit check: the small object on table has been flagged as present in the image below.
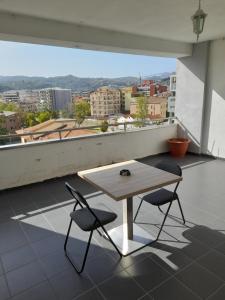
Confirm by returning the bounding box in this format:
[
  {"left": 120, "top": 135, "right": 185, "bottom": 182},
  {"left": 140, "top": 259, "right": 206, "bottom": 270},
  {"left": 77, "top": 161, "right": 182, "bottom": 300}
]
[{"left": 120, "top": 169, "right": 131, "bottom": 176}]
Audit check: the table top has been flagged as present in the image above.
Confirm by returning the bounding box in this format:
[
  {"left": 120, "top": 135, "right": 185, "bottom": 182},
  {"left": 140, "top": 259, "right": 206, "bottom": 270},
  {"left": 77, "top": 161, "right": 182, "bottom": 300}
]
[{"left": 78, "top": 160, "right": 182, "bottom": 201}]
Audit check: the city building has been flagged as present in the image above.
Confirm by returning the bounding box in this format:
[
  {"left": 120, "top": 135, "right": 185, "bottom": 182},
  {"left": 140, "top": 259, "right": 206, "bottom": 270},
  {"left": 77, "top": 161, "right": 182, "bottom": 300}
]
[
  {"left": 0, "top": 111, "right": 21, "bottom": 133},
  {"left": 16, "top": 119, "right": 95, "bottom": 143},
  {"left": 2, "top": 91, "right": 20, "bottom": 102},
  {"left": 170, "top": 74, "right": 176, "bottom": 92},
  {"left": 134, "top": 81, "right": 168, "bottom": 97},
  {"left": 39, "top": 88, "right": 72, "bottom": 111},
  {"left": 130, "top": 96, "right": 167, "bottom": 119},
  {"left": 167, "top": 75, "right": 176, "bottom": 117},
  {"left": 19, "top": 101, "right": 38, "bottom": 112},
  {"left": 120, "top": 87, "right": 134, "bottom": 112},
  {"left": 90, "top": 87, "right": 121, "bottom": 117},
  {"left": 19, "top": 90, "right": 40, "bottom": 103}
]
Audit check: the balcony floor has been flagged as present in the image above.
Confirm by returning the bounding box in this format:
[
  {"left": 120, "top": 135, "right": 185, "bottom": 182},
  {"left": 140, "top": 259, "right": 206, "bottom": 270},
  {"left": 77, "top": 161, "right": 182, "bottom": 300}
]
[{"left": 1, "top": 153, "right": 225, "bottom": 300}]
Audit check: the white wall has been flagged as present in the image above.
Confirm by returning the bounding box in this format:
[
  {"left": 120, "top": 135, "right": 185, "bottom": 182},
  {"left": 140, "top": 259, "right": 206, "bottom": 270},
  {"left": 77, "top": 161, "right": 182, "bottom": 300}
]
[
  {"left": 176, "top": 39, "right": 225, "bottom": 158},
  {"left": 176, "top": 42, "right": 209, "bottom": 153},
  {"left": 202, "top": 39, "right": 225, "bottom": 158},
  {"left": 0, "top": 125, "right": 177, "bottom": 190}
]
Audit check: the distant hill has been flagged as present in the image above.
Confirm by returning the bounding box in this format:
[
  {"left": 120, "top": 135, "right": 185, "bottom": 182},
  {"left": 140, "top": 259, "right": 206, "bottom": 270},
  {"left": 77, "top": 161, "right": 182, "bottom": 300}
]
[{"left": 0, "top": 73, "right": 174, "bottom": 92}]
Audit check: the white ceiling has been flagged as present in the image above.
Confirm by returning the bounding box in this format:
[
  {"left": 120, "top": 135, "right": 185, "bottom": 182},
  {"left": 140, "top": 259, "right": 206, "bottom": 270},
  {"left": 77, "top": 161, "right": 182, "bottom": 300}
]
[{"left": 0, "top": 0, "right": 224, "bottom": 43}]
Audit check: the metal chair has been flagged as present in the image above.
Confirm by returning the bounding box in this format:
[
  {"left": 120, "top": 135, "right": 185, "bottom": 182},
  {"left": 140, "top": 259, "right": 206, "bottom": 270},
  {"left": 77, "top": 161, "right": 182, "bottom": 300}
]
[
  {"left": 134, "top": 160, "right": 185, "bottom": 240},
  {"left": 64, "top": 182, "right": 122, "bottom": 274}
]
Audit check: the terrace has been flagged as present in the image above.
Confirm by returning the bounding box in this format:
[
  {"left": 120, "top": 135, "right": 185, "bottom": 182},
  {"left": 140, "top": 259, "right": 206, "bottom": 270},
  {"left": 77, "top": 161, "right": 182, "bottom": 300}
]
[
  {"left": 1, "top": 0, "right": 225, "bottom": 299},
  {"left": 1, "top": 153, "right": 225, "bottom": 300}
]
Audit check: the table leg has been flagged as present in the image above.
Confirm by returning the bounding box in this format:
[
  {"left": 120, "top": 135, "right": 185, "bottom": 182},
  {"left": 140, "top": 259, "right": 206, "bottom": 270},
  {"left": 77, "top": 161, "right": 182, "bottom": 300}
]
[
  {"left": 107, "top": 197, "right": 156, "bottom": 256},
  {"left": 123, "top": 197, "right": 133, "bottom": 240}
]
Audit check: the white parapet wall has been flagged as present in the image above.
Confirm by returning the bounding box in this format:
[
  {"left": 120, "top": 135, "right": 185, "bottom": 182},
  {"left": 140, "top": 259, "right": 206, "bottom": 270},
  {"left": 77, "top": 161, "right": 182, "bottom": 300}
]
[{"left": 0, "top": 124, "right": 177, "bottom": 190}]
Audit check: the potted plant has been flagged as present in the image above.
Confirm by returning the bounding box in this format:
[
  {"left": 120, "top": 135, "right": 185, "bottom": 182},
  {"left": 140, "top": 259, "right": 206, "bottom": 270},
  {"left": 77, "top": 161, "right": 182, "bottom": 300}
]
[{"left": 167, "top": 138, "right": 190, "bottom": 157}]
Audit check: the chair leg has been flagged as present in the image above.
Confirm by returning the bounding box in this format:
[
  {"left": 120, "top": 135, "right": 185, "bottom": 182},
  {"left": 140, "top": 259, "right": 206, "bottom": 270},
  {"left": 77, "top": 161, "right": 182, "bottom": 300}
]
[
  {"left": 64, "top": 220, "right": 93, "bottom": 274},
  {"left": 177, "top": 196, "right": 185, "bottom": 224},
  {"left": 101, "top": 226, "right": 122, "bottom": 258},
  {"left": 158, "top": 206, "right": 163, "bottom": 213},
  {"left": 157, "top": 202, "right": 172, "bottom": 240},
  {"left": 133, "top": 199, "right": 144, "bottom": 222}
]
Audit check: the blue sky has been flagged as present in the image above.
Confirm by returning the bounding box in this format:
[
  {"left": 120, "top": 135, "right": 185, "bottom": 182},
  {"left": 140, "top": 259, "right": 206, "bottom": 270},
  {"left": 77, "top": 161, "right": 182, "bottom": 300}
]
[{"left": 0, "top": 41, "right": 176, "bottom": 78}]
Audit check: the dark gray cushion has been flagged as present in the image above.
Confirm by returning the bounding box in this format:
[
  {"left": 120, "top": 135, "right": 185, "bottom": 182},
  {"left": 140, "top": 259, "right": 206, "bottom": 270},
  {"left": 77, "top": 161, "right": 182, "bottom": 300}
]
[
  {"left": 142, "top": 188, "right": 177, "bottom": 206},
  {"left": 70, "top": 208, "right": 117, "bottom": 231}
]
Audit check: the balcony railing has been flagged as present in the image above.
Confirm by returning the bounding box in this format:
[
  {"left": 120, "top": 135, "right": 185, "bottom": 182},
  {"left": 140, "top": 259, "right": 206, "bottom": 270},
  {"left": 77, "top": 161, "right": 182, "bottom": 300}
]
[{"left": 0, "top": 117, "right": 176, "bottom": 147}]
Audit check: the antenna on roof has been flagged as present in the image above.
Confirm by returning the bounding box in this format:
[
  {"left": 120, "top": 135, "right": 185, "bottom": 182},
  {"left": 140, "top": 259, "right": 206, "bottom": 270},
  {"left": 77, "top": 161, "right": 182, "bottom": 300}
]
[{"left": 139, "top": 73, "right": 142, "bottom": 85}]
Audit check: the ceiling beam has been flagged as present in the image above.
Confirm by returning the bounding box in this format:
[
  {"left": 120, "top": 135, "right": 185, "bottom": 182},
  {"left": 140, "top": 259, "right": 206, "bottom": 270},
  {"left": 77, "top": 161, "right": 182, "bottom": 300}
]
[{"left": 0, "top": 11, "right": 192, "bottom": 57}]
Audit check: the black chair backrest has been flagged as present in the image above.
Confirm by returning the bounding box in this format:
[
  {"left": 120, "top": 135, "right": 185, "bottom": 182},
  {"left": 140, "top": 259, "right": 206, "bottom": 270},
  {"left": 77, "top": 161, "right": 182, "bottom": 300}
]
[
  {"left": 65, "top": 182, "right": 103, "bottom": 228},
  {"left": 65, "top": 182, "right": 89, "bottom": 208},
  {"left": 156, "top": 160, "right": 182, "bottom": 177},
  {"left": 156, "top": 160, "right": 182, "bottom": 193}
]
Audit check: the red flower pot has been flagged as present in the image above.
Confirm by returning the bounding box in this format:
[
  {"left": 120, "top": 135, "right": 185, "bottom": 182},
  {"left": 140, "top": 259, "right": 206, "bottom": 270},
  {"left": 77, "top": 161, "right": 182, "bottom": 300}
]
[{"left": 167, "top": 138, "right": 190, "bottom": 157}]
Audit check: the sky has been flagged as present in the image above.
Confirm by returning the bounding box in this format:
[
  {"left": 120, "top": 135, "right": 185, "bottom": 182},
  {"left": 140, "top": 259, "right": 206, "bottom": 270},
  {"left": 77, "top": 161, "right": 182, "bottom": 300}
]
[{"left": 0, "top": 41, "right": 176, "bottom": 78}]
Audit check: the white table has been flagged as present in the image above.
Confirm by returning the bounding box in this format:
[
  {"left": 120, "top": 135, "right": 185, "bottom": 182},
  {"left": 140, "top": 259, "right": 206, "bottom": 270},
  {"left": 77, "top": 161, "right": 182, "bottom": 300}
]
[{"left": 78, "top": 160, "right": 182, "bottom": 255}]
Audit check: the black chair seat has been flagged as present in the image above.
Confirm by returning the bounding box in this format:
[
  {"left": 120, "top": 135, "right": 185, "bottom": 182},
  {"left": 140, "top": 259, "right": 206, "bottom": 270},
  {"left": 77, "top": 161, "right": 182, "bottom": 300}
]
[
  {"left": 142, "top": 188, "right": 177, "bottom": 206},
  {"left": 70, "top": 208, "right": 117, "bottom": 231}
]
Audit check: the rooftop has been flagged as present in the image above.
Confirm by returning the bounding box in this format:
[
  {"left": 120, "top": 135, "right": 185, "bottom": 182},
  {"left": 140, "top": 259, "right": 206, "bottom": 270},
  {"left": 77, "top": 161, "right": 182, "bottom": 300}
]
[
  {"left": 16, "top": 119, "right": 95, "bottom": 142},
  {"left": 0, "top": 111, "right": 17, "bottom": 117},
  {"left": 1, "top": 153, "right": 225, "bottom": 300}
]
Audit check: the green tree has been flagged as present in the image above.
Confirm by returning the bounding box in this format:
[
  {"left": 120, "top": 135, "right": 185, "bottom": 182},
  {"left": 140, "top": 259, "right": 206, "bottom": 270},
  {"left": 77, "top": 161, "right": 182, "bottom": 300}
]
[
  {"left": 74, "top": 101, "right": 90, "bottom": 126},
  {"left": 35, "top": 111, "right": 52, "bottom": 124},
  {"left": 23, "top": 112, "right": 38, "bottom": 127},
  {"left": 136, "top": 96, "right": 148, "bottom": 124},
  {"left": 100, "top": 120, "right": 109, "bottom": 132},
  {"left": 0, "top": 102, "right": 19, "bottom": 112},
  {"left": 0, "top": 116, "right": 8, "bottom": 135}
]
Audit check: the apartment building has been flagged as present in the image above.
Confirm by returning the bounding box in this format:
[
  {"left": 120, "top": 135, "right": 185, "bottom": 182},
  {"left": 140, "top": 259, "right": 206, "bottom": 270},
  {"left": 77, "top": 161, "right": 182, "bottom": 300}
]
[
  {"left": 0, "top": 111, "right": 21, "bottom": 133},
  {"left": 130, "top": 96, "right": 167, "bottom": 119},
  {"left": 2, "top": 91, "right": 20, "bottom": 103},
  {"left": 167, "top": 75, "right": 176, "bottom": 117},
  {"left": 135, "top": 81, "right": 168, "bottom": 97},
  {"left": 120, "top": 87, "right": 134, "bottom": 112},
  {"left": 39, "top": 88, "right": 72, "bottom": 111},
  {"left": 90, "top": 87, "right": 121, "bottom": 117}
]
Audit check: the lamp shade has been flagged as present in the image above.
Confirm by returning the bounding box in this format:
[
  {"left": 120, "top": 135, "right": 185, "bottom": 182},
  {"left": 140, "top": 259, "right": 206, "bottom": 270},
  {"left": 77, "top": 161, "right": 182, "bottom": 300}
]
[{"left": 192, "top": 8, "right": 207, "bottom": 35}]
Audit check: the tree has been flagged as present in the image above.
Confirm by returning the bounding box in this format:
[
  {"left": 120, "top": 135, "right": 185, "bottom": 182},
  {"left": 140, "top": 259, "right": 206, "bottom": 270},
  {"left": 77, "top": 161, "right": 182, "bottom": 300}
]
[
  {"left": 0, "top": 102, "right": 19, "bottom": 112},
  {"left": 35, "top": 111, "right": 52, "bottom": 124},
  {"left": 136, "top": 96, "right": 148, "bottom": 124},
  {"left": 23, "top": 112, "right": 38, "bottom": 127},
  {"left": 100, "top": 120, "right": 109, "bottom": 132},
  {"left": 74, "top": 101, "right": 90, "bottom": 126}
]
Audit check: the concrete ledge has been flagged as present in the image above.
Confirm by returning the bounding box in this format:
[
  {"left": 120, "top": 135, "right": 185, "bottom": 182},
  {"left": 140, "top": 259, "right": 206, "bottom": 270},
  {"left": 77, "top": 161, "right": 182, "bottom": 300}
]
[{"left": 0, "top": 124, "right": 177, "bottom": 190}]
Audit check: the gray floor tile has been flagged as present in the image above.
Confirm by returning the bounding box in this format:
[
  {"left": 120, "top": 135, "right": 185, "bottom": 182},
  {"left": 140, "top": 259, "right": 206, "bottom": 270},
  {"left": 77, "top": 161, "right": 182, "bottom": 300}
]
[
  {"left": 1, "top": 244, "right": 36, "bottom": 273},
  {"left": 84, "top": 252, "right": 123, "bottom": 285},
  {"left": 0, "top": 275, "right": 10, "bottom": 300},
  {"left": 138, "top": 294, "right": 153, "bottom": 300},
  {"left": 11, "top": 281, "right": 56, "bottom": 300},
  {"left": 150, "top": 248, "right": 192, "bottom": 275},
  {"left": 126, "top": 256, "right": 171, "bottom": 292},
  {"left": 149, "top": 277, "right": 201, "bottom": 300},
  {"left": 184, "top": 225, "right": 225, "bottom": 248},
  {"left": 6, "top": 261, "right": 46, "bottom": 296},
  {"left": 215, "top": 242, "right": 225, "bottom": 256},
  {"left": 175, "top": 262, "right": 224, "bottom": 299},
  {"left": 207, "top": 285, "right": 225, "bottom": 300},
  {"left": 31, "top": 234, "right": 64, "bottom": 258},
  {"left": 177, "top": 237, "right": 209, "bottom": 260},
  {"left": 20, "top": 215, "right": 54, "bottom": 243},
  {"left": 49, "top": 268, "right": 93, "bottom": 300},
  {"left": 75, "top": 288, "right": 104, "bottom": 300},
  {"left": 98, "top": 270, "right": 145, "bottom": 300},
  {"left": 0, "top": 260, "right": 4, "bottom": 276},
  {"left": 39, "top": 249, "right": 73, "bottom": 278},
  {"left": 197, "top": 250, "right": 225, "bottom": 281},
  {"left": 0, "top": 221, "right": 28, "bottom": 254}
]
